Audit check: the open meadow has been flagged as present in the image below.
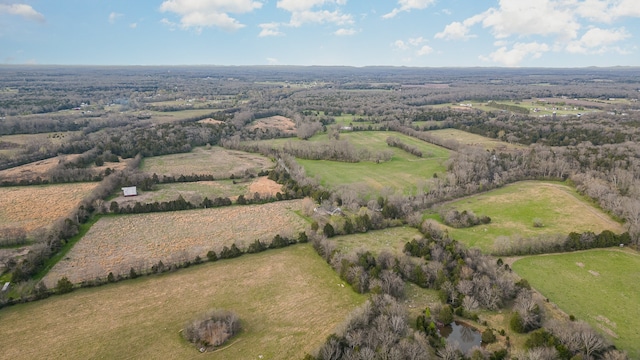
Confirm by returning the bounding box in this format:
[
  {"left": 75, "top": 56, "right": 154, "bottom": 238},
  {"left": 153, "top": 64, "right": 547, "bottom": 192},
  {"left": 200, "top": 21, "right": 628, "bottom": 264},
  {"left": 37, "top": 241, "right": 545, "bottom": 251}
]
[
  {"left": 432, "top": 181, "right": 624, "bottom": 252},
  {"left": 297, "top": 131, "right": 450, "bottom": 195},
  {"left": 332, "top": 226, "right": 421, "bottom": 256},
  {"left": 249, "top": 115, "right": 296, "bottom": 135},
  {"left": 512, "top": 249, "right": 640, "bottom": 358},
  {"left": 0, "top": 183, "right": 98, "bottom": 232},
  {"left": 43, "top": 200, "right": 306, "bottom": 286},
  {"left": 140, "top": 146, "right": 274, "bottom": 178},
  {"left": 426, "top": 128, "right": 524, "bottom": 151},
  {"left": 1, "top": 245, "right": 366, "bottom": 359},
  {"left": 111, "top": 177, "right": 282, "bottom": 207}
]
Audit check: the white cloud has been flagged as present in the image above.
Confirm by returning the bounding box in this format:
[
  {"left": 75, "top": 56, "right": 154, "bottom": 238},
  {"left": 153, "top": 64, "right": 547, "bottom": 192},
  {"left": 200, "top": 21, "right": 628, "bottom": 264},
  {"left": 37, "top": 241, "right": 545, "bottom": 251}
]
[
  {"left": 265, "top": 0, "right": 352, "bottom": 36},
  {"left": 482, "top": 42, "right": 550, "bottom": 67},
  {"left": 0, "top": 3, "right": 45, "bottom": 22},
  {"left": 129, "top": 23, "right": 138, "bottom": 29},
  {"left": 258, "top": 22, "right": 283, "bottom": 37},
  {"left": 159, "top": 0, "right": 262, "bottom": 31},
  {"left": 575, "top": 0, "right": 640, "bottom": 23},
  {"left": 334, "top": 28, "right": 356, "bottom": 36},
  {"left": 416, "top": 45, "right": 433, "bottom": 56},
  {"left": 566, "top": 27, "right": 630, "bottom": 54},
  {"left": 393, "top": 36, "right": 434, "bottom": 57},
  {"left": 393, "top": 40, "right": 408, "bottom": 50},
  {"left": 266, "top": 57, "right": 279, "bottom": 65},
  {"left": 108, "top": 12, "right": 123, "bottom": 24},
  {"left": 383, "top": 0, "right": 436, "bottom": 19}
]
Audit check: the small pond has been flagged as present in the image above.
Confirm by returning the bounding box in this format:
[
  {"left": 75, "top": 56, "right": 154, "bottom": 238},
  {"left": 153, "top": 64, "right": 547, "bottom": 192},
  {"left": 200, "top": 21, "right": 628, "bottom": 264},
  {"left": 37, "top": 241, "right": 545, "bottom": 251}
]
[{"left": 438, "top": 321, "right": 482, "bottom": 355}]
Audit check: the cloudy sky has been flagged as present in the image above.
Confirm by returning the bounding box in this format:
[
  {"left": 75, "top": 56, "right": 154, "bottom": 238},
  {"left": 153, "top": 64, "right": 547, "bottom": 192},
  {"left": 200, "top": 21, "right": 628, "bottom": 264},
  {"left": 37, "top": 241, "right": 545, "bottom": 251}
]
[{"left": 1, "top": 0, "right": 639, "bottom": 67}]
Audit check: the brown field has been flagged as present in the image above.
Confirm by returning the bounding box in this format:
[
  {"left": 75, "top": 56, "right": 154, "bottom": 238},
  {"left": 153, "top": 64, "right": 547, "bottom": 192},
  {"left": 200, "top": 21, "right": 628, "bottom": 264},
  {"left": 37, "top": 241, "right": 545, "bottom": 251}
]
[
  {"left": 0, "top": 155, "right": 129, "bottom": 183},
  {"left": 197, "top": 117, "right": 224, "bottom": 125},
  {"left": 1, "top": 245, "right": 365, "bottom": 360},
  {"left": 247, "top": 176, "right": 282, "bottom": 197},
  {"left": 141, "top": 146, "right": 274, "bottom": 178},
  {"left": 0, "top": 183, "right": 98, "bottom": 232},
  {"left": 249, "top": 115, "right": 296, "bottom": 134},
  {"left": 43, "top": 200, "right": 306, "bottom": 286}
]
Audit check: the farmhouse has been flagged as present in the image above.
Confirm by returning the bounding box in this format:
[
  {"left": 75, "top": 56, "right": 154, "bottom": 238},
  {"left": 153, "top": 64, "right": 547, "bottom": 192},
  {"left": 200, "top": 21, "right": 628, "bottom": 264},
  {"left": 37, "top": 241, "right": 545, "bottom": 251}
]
[{"left": 122, "top": 186, "right": 137, "bottom": 197}]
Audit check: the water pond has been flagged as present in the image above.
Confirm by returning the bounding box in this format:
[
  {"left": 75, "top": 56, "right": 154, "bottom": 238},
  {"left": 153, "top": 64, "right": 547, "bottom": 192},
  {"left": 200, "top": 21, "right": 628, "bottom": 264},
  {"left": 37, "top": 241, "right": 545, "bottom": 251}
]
[{"left": 439, "top": 321, "right": 482, "bottom": 354}]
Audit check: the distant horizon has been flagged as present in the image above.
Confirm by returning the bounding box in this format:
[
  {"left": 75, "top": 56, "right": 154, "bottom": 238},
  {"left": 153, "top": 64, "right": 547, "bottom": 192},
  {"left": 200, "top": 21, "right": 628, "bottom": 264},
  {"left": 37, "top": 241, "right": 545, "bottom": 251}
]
[{"left": 2, "top": 1, "right": 639, "bottom": 67}]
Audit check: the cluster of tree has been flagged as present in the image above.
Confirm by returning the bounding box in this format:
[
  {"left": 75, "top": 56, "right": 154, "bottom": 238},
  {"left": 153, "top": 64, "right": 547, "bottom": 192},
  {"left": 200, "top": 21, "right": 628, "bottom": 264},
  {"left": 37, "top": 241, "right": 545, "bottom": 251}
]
[
  {"left": 183, "top": 309, "right": 241, "bottom": 351},
  {"left": 441, "top": 209, "right": 491, "bottom": 228},
  {"left": 310, "top": 294, "right": 433, "bottom": 359},
  {"left": 492, "top": 230, "right": 630, "bottom": 256},
  {"left": 0, "top": 227, "right": 28, "bottom": 247},
  {"left": 386, "top": 136, "right": 423, "bottom": 157}
]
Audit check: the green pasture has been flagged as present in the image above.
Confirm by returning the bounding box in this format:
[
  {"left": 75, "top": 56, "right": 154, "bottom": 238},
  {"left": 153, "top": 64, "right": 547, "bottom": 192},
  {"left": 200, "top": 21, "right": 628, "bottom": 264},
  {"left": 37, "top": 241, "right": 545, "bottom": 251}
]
[
  {"left": 512, "top": 249, "right": 640, "bottom": 358},
  {"left": 427, "top": 128, "right": 524, "bottom": 150},
  {"left": 332, "top": 227, "right": 421, "bottom": 256},
  {"left": 298, "top": 131, "right": 450, "bottom": 195},
  {"left": 430, "top": 181, "right": 623, "bottom": 252},
  {"left": 0, "top": 245, "right": 365, "bottom": 360}
]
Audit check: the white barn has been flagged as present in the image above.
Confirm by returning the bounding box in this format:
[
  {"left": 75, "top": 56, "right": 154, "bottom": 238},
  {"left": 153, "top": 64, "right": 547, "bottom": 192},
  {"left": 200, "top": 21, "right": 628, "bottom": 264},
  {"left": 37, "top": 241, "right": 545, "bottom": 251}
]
[{"left": 122, "top": 186, "right": 137, "bottom": 197}]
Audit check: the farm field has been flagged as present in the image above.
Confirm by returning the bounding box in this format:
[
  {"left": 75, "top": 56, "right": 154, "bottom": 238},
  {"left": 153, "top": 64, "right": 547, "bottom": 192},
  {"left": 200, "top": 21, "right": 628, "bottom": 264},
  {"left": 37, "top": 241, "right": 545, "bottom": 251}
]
[
  {"left": 332, "top": 226, "right": 421, "bottom": 256},
  {"left": 0, "top": 183, "right": 98, "bottom": 232},
  {"left": 298, "top": 131, "right": 450, "bottom": 195},
  {"left": 512, "top": 249, "right": 640, "bottom": 358},
  {"left": 112, "top": 177, "right": 282, "bottom": 206},
  {"left": 426, "top": 128, "right": 524, "bottom": 151},
  {"left": 1, "top": 245, "right": 366, "bottom": 360},
  {"left": 249, "top": 115, "right": 296, "bottom": 135},
  {"left": 43, "top": 199, "right": 306, "bottom": 285},
  {"left": 140, "top": 146, "right": 274, "bottom": 178},
  {"left": 0, "top": 132, "right": 79, "bottom": 157},
  {"left": 432, "top": 181, "right": 623, "bottom": 253},
  {"left": 142, "top": 109, "right": 221, "bottom": 124}
]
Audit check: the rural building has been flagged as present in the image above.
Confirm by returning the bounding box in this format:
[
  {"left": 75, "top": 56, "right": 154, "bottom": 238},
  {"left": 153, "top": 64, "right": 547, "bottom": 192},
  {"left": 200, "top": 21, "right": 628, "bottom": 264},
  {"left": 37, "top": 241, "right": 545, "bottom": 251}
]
[{"left": 122, "top": 186, "right": 137, "bottom": 197}]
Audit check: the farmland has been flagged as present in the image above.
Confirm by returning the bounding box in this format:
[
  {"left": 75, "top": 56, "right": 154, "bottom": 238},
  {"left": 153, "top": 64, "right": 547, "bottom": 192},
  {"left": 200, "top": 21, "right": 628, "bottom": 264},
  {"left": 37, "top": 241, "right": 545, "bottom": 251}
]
[
  {"left": 2, "top": 245, "right": 366, "bottom": 359},
  {"left": 512, "top": 249, "right": 640, "bottom": 358},
  {"left": 426, "top": 128, "right": 524, "bottom": 151},
  {"left": 0, "top": 183, "right": 98, "bottom": 232},
  {"left": 43, "top": 200, "right": 306, "bottom": 286},
  {"left": 249, "top": 115, "right": 297, "bottom": 135},
  {"left": 111, "top": 177, "right": 282, "bottom": 206},
  {"left": 140, "top": 146, "right": 274, "bottom": 178},
  {"left": 298, "top": 131, "right": 450, "bottom": 194},
  {"left": 432, "top": 181, "right": 624, "bottom": 252},
  {"left": 332, "top": 226, "right": 421, "bottom": 256}
]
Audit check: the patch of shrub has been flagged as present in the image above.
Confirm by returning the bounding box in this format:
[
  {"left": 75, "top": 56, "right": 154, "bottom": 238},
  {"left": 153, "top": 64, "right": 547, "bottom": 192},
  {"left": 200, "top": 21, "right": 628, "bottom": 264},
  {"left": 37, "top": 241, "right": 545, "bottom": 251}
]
[
  {"left": 183, "top": 309, "right": 241, "bottom": 351},
  {"left": 442, "top": 209, "right": 491, "bottom": 228},
  {"left": 56, "top": 277, "right": 73, "bottom": 294}
]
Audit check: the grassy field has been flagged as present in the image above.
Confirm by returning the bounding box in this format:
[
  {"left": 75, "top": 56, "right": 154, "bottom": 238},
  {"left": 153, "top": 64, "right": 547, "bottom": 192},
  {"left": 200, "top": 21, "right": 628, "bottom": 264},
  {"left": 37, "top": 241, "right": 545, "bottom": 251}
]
[
  {"left": 426, "top": 128, "right": 524, "bottom": 151},
  {"left": 0, "top": 132, "right": 79, "bottom": 157},
  {"left": 1, "top": 245, "right": 366, "bottom": 359},
  {"left": 512, "top": 249, "right": 640, "bottom": 358},
  {"left": 142, "top": 109, "right": 222, "bottom": 124},
  {"left": 0, "top": 183, "right": 98, "bottom": 232},
  {"left": 432, "top": 181, "right": 623, "bottom": 252},
  {"left": 332, "top": 227, "right": 421, "bottom": 256},
  {"left": 43, "top": 200, "right": 306, "bottom": 286},
  {"left": 112, "top": 177, "right": 282, "bottom": 206},
  {"left": 141, "top": 146, "right": 274, "bottom": 178},
  {"left": 297, "top": 131, "right": 450, "bottom": 195}
]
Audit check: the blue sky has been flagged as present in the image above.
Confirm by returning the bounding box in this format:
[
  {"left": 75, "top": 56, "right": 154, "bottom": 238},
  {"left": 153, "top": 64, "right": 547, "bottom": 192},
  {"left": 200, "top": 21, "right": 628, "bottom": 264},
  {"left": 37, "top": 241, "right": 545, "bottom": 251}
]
[{"left": 1, "top": 0, "right": 639, "bottom": 67}]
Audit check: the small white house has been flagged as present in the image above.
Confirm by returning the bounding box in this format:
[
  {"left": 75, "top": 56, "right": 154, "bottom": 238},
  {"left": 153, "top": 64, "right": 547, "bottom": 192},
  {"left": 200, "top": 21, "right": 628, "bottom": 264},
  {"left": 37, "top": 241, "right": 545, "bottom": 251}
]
[{"left": 122, "top": 186, "right": 137, "bottom": 197}]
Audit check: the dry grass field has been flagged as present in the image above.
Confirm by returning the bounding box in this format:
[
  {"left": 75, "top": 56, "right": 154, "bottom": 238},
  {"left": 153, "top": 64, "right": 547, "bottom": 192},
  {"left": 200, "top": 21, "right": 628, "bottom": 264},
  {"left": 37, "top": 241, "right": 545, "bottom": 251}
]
[
  {"left": 0, "top": 183, "right": 98, "bottom": 232},
  {"left": 249, "top": 115, "right": 296, "bottom": 134},
  {"left": 197, "top": 117, "right": 224, "bottom": 125},
  {"left": 141, "top": 146, "right": 274, "bottom": 178},
  {"left": 1, "top": 245, "right": 366, "bottom": 359},
  {"left": 0, "top": 155, "right": 129, "bottom": 183},
  {"left": 43, "top": 200, "right": 306, "bottom": 286}
]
